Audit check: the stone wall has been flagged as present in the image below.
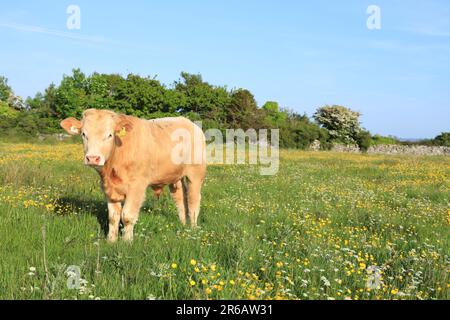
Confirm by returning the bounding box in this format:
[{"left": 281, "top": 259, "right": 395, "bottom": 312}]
[
  {"left": 367, "top": 144, "right": 450, "bottom": 156},
  {"left": 310, "top": 140, "right": 450, "bottom": 156},
  {"left": 331, "top": 143, "right": 360, "bottom": 153},
  {"left": 38, "top": 133, "right": 71, "bottom": 141}
]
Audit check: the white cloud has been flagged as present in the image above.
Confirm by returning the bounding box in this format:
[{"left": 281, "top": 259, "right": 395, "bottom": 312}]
[
  {"left": 408, "top": 27, "right": 450, "bottom": 37},
  {"left": 0, "top": 22, "right": 111, "bottom": 44}
]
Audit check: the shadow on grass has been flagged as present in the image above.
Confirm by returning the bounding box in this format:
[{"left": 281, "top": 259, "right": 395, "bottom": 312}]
[
  {"left": 55, "top": 195, "right": 169, "bottom": 236},
  {"left": 55, "top": 196, "right": 109, "bottom": 235}
]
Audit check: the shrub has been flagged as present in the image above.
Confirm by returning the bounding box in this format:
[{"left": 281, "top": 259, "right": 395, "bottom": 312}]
[
  {"left": 371, "top": 134, "right": 399, "bottom": 145},
  {"left": 313, "top": 105, "right": 362, "bottom": 144},
  {"left": 355, "top": 130, "right": 372, "bottom": 152},
  {"left": 433, "top": 132, "right": 450, "bottom": 147}
]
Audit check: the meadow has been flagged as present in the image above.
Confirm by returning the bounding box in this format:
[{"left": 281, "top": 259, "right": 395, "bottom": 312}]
[{"left": 0, "top": 142, "right": 448, "bottom": 300}]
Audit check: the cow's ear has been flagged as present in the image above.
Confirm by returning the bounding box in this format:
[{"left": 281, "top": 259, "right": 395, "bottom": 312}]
[
  {"left": 114, "top": 115, "right": 133, "bottom": 138},
  {"left": 60, "top": 117, "right": 82, "bottom": 135}
]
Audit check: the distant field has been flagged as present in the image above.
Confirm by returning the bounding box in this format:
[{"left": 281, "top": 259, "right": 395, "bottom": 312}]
[{"left": 0, "top": 142, "right": 448, "bottom": 300}]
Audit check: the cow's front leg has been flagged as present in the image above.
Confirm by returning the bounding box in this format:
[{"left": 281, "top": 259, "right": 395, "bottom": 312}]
[
  {"left": 121, "top": 185, "right": 146, "bottom": 242},
  {"left": 107, "top": 201, "right": 122, "bottom": 243}
]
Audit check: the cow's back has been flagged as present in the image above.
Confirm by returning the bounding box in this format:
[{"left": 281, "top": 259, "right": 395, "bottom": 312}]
[{"left": 143, "top": 117, "right": 206, "bottom": 184}]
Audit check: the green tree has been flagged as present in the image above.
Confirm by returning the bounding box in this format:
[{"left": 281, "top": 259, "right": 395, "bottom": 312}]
[
  {"left": 53, "top": 68, "right": 89, "bottom": 118},
  {"left": 225, "top": 89, "right": 265, "bottom": 130},
  {"left": 0, "top": 69, "right": 374, "bottom": 148},
  {"left": 280, "top": 110, "right": 330, "bottom": 149},
  {"left": 262, "top": 101, "right": 288, "bottom": 128},
  {"left": 114, "top": 74, "right": 182, "bottom": 118},
  {"left": 0, "top": 76, "right": 12, "bottom": 102},
  {"left": 175, "top": 72, "right": 230, "bottom": 123},
  {"left": 0, "top": 101, "right": 19, "bottom": 119},
  {"left": 433, "top": 132, "right": 450, "bottom": 147}
]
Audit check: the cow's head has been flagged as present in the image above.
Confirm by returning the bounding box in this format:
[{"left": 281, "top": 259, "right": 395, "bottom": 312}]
[{"left": 60, "top": 109, "right": 133, "bottom": 167}]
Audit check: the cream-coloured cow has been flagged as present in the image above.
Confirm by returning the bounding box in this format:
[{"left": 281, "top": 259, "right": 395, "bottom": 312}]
[{"left": 61, "top": 109, "right": 206, "bottom": 242}]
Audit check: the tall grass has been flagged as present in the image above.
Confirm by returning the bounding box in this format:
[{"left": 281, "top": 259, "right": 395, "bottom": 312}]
[{"left": 0, "top": 142, "right": 448, "bottom": 300}]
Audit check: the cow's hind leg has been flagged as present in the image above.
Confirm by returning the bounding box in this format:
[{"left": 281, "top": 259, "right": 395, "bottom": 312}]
[
  {"left": 121, "top": 185, "right": 146, "bottom": 242},
  {"left": 170, "top": 180, "right": 187, "bottom": 225},
  {"left": 107, "top": 201, "right": 122, "bottom": 243},
  {"left": 186, "top": 177, "right": 203, "bottom": 228}
]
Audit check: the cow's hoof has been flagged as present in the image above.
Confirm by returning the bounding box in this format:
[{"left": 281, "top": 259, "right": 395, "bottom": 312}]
[
  {"left": 122, "top": 233, "right": 134, "bottom": 243},
  {"left": 107, "top": 234, "right": 118, "bottom": 243}
]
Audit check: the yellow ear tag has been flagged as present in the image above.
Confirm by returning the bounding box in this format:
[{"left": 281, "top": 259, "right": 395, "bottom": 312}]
[{"left": 118, "top": 127, "right": 127, "bottom": 138}]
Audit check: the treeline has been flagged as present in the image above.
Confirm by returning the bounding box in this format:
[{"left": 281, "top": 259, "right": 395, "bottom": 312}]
[{"left": 0, "top": 69, "right": 449, "bottom": 149}]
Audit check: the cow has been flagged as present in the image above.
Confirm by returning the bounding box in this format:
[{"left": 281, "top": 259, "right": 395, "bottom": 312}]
[{"left": 60, "top": 109, "right": 206, "bottom": 242}]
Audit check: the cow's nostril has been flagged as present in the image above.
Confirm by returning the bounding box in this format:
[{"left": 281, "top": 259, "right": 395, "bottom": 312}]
[{"left": 86, "top": 155, "right": 101, "bottom": 164}]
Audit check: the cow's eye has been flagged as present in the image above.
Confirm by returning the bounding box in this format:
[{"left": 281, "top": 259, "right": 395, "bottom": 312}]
[
  {"left": 108, "top": 134, "right": 113, "bottom": 139},
  {"left": 82, "top": 132, "right": 87, "bottom": 139}
]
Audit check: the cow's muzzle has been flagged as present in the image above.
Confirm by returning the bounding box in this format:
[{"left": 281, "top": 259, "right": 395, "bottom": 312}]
[{"left": 85, "top": 155, "right": 103, "bottom": 166}]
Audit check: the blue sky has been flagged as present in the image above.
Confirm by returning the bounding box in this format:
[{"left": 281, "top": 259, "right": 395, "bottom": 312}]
[{"left": 1, "top": 0, "right": 449, "bottom": 138}]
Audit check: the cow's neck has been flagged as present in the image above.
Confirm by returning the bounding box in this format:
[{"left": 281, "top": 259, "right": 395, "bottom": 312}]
[{"left": 99, "top": 143, "right": 126, "bottom": 182}]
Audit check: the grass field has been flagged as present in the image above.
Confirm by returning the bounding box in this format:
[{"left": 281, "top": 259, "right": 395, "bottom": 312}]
[{"left": 0, "top": 142, "right": 448, "bottom": 300}]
